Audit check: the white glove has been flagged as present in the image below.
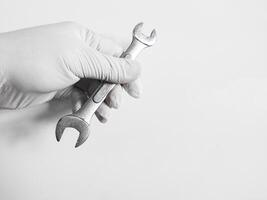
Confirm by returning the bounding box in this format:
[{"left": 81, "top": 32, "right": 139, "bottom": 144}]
[{"left": 0, "top": 21, "right": 142, "bottom": 123}]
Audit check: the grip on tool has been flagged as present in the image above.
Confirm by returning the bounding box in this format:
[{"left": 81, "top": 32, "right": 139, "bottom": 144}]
[{"left": 92, "top": 82, "right": 114, "bottom": 103}]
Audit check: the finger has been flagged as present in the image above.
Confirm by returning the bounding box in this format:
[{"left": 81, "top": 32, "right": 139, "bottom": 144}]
[
  {"left": 81, "top": 28, "right": 123, "bottom": 57},
  {"left": 71, "top": 87, "right": 87, "bottom": 113},
  {"left": 123, "top": 78, "right": 142, "bottom": 98},
  {"left": 68, "top": 46, "right": 141, "bottom": 84},
  {"left": 104, "top": 85, "right": 123, "bottom": 109},
  {"left": 70, "top": 87, "right": 111, "bottom": 123},
  {"left": 95, "top": 102, "right": 111, "bottom": 123}
]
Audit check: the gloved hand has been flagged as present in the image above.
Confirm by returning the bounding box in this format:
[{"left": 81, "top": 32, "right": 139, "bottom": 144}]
[{"left": 0, "top": 21, "right": 141, "bottom": 123}]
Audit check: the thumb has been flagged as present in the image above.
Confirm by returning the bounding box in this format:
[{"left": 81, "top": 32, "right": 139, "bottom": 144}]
[{"left": 67, "top": 46, "right": 141, "bottom": 84}]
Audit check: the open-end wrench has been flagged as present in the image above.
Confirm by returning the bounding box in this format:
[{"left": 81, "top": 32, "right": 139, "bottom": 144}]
[{"left": 55, "top": 22, "right": 157, "bottom": 148}]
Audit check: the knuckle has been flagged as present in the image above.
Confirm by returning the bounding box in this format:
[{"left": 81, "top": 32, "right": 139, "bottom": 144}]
[
  {"left": 62, "top": 21, "right": 94, "bottom": 42},
  {"left": 125, "top": 59, "right": 141, "bottom": 81},
  {"left": 84, "top": 29, "right": 100, "bottom": 47},
  {"left": 100, "top": 38, "right": 123, "bottom": 56}
]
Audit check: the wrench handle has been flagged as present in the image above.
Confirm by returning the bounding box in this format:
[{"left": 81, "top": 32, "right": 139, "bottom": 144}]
[{"left": 74, "top": 38, "right": 148, "bottom": 121}]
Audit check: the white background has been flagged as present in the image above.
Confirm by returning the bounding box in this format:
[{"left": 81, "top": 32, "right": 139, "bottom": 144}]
[{"left": 0, "top": 0, "right": 267, "bottom": 199}]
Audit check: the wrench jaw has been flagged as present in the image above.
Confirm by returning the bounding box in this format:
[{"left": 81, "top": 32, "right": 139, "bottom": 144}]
[
  {"left": 55, "top": 115, "right": 91, "bottom": 148},
  {"left": 133, "top": 22, "right": 157, "bottom": 47}
]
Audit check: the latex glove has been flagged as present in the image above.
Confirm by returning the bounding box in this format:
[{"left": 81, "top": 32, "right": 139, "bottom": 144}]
[{"left": 0, "top": 22, "right": 141, "bottom": 123}]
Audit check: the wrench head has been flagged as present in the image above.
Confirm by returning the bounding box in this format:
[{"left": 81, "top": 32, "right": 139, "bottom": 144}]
[
  {"left": 133, "top": 22, "right": 157, "bottom": 47},
  {"left": 56, "top": 115, "right": 90, "bottom": 148}
]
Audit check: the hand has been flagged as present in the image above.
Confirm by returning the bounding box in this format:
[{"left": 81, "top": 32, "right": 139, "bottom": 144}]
[{"left": 0, "top": 22, "right": 141, "bottom": 123}]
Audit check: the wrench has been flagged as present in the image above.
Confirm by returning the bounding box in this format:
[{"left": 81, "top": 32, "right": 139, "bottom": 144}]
[{"left": 55, "top": 22, "right": 157, "bottom": 147}]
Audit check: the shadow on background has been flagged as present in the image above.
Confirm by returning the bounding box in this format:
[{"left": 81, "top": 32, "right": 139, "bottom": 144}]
[{"left": 0, "top": 99, "right": 71, "bottom": 145}]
